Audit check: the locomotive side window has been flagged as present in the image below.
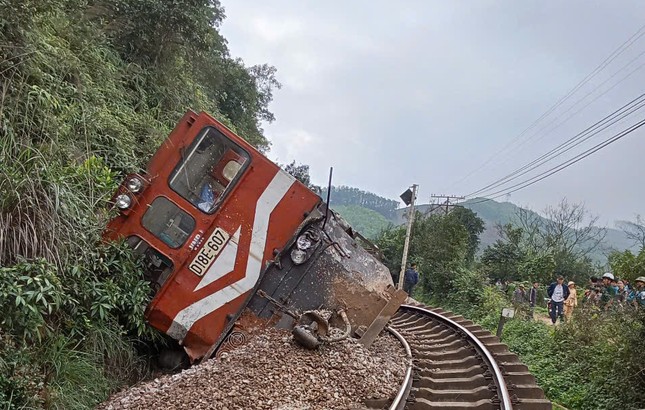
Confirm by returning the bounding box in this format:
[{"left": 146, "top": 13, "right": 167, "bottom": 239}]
[
  {"left": 169, "top": 127, "right": 250, "bottom": 213},
  {"left": 126, "top": 236, "right": 174, "bottom": 291},
  {"left": 141, "top": 197, "right": 196, "bottom": 248}
]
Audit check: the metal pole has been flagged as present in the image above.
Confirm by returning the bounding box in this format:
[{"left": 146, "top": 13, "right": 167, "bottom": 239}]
[{"left": 398, "top": 184, "right": 418, "bottom": 290}]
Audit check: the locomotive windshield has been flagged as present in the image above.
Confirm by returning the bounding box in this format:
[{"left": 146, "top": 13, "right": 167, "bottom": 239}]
[
  {"left": 141, "top": 197, "right": 196, "bottom": 248},
  {"left": 169, "top": 127, "right": 250, "bottom": 213}
]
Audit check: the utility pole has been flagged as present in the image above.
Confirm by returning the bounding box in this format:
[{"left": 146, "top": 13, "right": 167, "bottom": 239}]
[
  {"left": 398, "top": 184, "right": 418, "bottom": 290},
  {"left": 430, "top": 194, "right": 465, "bottom": 215}
]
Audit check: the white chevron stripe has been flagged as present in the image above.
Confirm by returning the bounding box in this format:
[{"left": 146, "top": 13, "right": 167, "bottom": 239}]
[{"left": 167, "top": 171, "right": 295, "bottom": 341}]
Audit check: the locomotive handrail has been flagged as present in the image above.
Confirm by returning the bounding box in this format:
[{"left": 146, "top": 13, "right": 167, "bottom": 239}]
[
  {"left": 386, "top": 325, "right": 413, "bottom": 410},
  {"left": 398, "top": 304, "right": 514, "bottom": 410}
]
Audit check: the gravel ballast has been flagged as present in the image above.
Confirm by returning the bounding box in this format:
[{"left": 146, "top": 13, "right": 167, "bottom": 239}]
[{"left": 98, "top": 329, "right": 407, "bottom": 410}]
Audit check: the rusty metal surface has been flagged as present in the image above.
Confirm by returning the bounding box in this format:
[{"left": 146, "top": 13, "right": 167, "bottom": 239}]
[
  {"left": 358, "top": 288, "right": 407, "bottom": 348},
  {"left": 247, "top": 206, "right": 395, "bottom": 336}
]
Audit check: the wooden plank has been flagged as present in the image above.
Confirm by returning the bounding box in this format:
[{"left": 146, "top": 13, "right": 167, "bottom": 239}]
[{"left": 358, "top": 289, "right": 408, "bottom": 347}]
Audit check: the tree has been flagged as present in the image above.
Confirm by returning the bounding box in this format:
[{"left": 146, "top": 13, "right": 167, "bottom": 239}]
[
  {"left": 449, "top": 206, "right": 485, "bottom": 264},
  {"left": 480, "top": 224, "right": 526, "bottom": 282},
  {"left": 608, "top": 248, "right": 645, "bottom": 282},
  {"left": 514, "top": 199, "right": 603, "bottom": 281},
  {"left": 376, "top": 212, "right": 470, "bottom": 300},
  {"left": 281, "top": 161, "right": 312, "bottom": 187},
  {"left": 616, "top": 215, "right": 645, "bottom": 250},
  {"left": 516, "top": 199, "right": 606, "bottom": 260},
  {"left": 414, "top": 214, "right": 469, "bottom": 298}
]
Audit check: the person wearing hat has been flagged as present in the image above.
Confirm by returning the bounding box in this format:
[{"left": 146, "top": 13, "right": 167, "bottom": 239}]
[
  {"left": 563, "top": 281, "right": 578, "bottom": 320},
  {"left": 628, "top": 276, "right": 645, "bottom": 308},
  {"left": 600, "top": 272, "right": 617, "bottom": 309}
]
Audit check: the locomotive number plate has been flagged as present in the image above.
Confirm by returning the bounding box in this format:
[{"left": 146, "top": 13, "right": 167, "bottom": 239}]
[{"left": 189, "top": 227, "right": 230, "bottom": 276}]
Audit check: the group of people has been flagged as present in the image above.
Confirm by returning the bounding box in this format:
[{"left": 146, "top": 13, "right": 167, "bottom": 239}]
[
  {"left": 511, "top": 273, "right": 645, "bottom": 324},
  {"left": 582, "top": 272, "right": 645, "bottom": 310}
]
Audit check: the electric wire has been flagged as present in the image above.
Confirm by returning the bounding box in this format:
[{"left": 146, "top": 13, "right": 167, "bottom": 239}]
[
  {"left": 443, "top": 23, "right": 645, "bottom": 191},
  {"left": 466, "top": 94, "right": 645, "bottom": 197},
  {"left": 501, "top": 49, "right": 645, "bottom": 157},
  {"left": 466, "top": 118, "right": 645, "bottom": 205}
]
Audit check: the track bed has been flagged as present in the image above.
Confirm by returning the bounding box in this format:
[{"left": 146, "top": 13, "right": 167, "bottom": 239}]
[{"left": 387, "top": 303, "right": 551, "bottom": 410}]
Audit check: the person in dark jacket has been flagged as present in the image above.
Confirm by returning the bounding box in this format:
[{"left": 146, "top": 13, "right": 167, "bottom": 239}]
[
  {"left": 547, "top": 275, "right": 570, "bottom": 324},
  {"left": 529, "top": 281, "right": 539, "bottom": 319},
  {"left": 403, "top": 263, "right": 419, "bottom": 295}
]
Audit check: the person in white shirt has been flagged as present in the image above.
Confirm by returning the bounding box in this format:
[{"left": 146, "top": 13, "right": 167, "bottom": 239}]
[{"left": 547, "top": 275, "right": 570, "bottom": 324}]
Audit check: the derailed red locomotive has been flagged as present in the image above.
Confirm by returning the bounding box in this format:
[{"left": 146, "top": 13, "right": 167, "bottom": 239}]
[{"left": 104, "top": 111, "right": 396, "bottom": 361}]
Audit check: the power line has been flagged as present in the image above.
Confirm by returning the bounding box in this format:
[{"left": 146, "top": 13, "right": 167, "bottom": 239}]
[
  {"left": 467, "top": 94, "right": 645, "bottom": 197},
  {"left": 444, "top": 22, "right": 645, "bottom": 191},
  {"left": 501, "top": 48, "right": 645, "bottom": 158},
  {"left": 467, "top": 118, "right": 645, "bottom": 204}
]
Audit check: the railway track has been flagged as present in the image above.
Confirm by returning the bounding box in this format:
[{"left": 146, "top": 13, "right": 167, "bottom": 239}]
[{"left": 386, "top": 303, "right": 552, "bottom": 410}]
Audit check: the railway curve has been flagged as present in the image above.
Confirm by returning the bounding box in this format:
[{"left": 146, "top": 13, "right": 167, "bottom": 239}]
[{"left": 387, "top": 303, "right": 552, "bottom": 410}]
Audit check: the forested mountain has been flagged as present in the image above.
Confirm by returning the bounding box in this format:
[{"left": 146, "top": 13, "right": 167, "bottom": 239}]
[
  {"left": 0, "top": 1, "right": 281, "bottom": 408},
  {"left": 333, "top": 188, "right": 637, "bottom": 261},
  {"left": 324, "top": 186, "right": 399, "bottom": 220},
  {"left": 332, "top": 205, "right": 392, "bottom": 239}
]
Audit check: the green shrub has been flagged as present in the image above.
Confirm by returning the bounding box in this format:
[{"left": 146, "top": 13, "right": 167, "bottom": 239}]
[{"left": 0, "top": 259, "right": 63, "bottom": 342}]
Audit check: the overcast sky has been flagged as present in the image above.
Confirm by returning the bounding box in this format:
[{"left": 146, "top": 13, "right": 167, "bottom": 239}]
[{"left": 220, "top": 1, "right": 645, "bottom": 225}]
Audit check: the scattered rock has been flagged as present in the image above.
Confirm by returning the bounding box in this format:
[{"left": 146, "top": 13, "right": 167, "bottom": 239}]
[{"left": 98, "top": 329, "right": 407, "bottom": 410}]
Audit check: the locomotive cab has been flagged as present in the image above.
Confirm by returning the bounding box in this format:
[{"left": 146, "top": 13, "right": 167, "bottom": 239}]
[
  {"left": 105, "top": 111, "right": 394, "bottom": 361},
  {"left": 105, "top": 111, "right": 321, "bottom": 360}
]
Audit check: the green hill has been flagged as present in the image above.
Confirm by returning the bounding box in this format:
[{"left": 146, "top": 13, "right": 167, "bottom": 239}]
[{"left": 332, "top": 205, "right": 393, "bottom": 239}]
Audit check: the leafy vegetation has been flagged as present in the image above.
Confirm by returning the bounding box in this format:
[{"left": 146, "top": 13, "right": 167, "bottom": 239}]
[
  {"left": 0, "top": 0, "right": 280, "bottom": 407},
  {"left": 376, "top": 206, "right": 483, "bottom": 295}
]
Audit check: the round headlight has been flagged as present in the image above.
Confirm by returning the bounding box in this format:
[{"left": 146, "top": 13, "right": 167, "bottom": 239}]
[
  {"left": 296, "top": 235, "right": 312, "bottom": 250},
  {"left": 290, "top": 248, "right": 308, "bottom": 265},
  {"left": 115, "top": 194, "right": 132, "bottom": 210},
  {"left": 126, "top": 177, "right": 143, "bottom": 193}
]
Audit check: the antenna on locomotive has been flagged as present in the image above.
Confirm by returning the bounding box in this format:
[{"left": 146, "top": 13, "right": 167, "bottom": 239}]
[{"left": 321, "top": 167, "right": 333, "bottom": 232}]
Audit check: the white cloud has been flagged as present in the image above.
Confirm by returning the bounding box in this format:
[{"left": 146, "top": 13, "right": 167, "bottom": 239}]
[{"left": 221, "top": 0, "right": 645, "bottom": 223}]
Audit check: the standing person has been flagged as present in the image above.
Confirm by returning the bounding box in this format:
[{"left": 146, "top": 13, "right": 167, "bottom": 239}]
[
  {"left": 547, "top": 275, "right": 570, "bottom": 324},
  {"left": 529, "top": 282, "right": 539, "bottom": 320},
  {"left": 600, "top": 272, "right": 617, "bottom": 310},
  {"left": 403, "top": 263, "right": 419, "bottom": 296},
  {"left": 628, "top": 276, "right": 645, "bottom": 308},
  {"left": 616, "top": 280, "right": 629, "bottom": 306},
  {"left": 563, "top": 281, "right": 578, "bottom": 320},
  {"left": 513, "top": 284, "right": 527, "bottom": 304}
]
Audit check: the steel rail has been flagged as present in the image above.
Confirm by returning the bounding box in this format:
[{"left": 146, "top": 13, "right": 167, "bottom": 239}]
[
  {"left": 386, "top": 326, "right": 413, "bottom": 410},
  {"left": 399, "top": 304, "right": 514, "bottom": 409}
]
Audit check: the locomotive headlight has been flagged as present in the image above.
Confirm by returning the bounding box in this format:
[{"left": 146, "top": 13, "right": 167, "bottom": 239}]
[
  {"left": 126, "top": 177, "right": 143, "bottom": 193},
  {"left": 115, "top": 194, "right": 132, "bottom": 210},
  {"left": 296, "top": 235, "right": 312, "bottom": 250},
  {"left": 290, "top": 248, "right": 308, "bottom": 265}
]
